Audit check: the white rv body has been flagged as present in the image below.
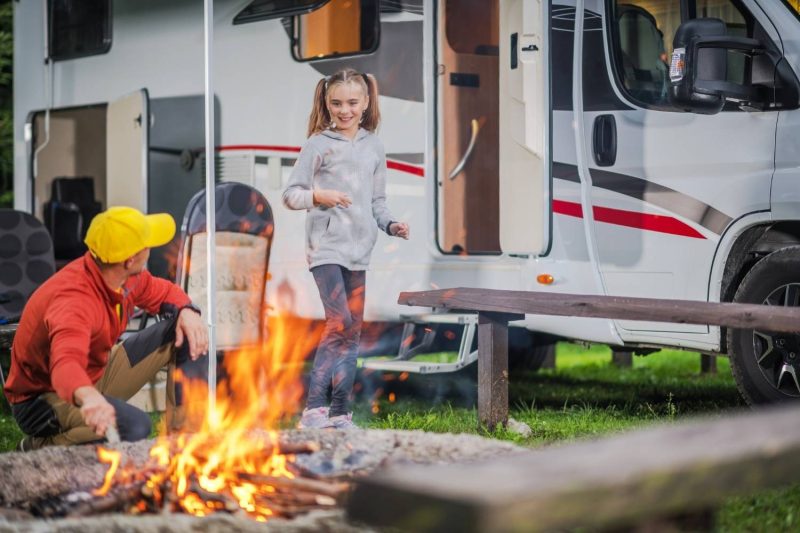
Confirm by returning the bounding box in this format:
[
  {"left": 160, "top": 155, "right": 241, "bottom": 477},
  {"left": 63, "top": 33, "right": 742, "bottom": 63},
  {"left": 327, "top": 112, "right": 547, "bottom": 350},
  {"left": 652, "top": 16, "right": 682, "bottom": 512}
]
[{"left": 12, "top": 1, "right": 800, "bottom": 401}]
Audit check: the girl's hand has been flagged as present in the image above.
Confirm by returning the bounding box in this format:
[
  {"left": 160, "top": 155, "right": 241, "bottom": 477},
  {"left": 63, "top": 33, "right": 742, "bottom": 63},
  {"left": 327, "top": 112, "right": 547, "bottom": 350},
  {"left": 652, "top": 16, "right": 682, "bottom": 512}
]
[
  {"left": 389, "top": 222, "right": 410, "bottom": 239},
  {"left": 314, "top": 189, "right": 352, "bottom": 208}
]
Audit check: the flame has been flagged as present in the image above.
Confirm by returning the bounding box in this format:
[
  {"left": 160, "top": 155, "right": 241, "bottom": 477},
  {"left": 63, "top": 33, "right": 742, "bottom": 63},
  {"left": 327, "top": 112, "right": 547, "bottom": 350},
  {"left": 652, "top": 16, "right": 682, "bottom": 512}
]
[
  {"left": 93, "top": 447, "right": 122, "bottom": 496},
  {"left": 93, "top": 311, "right": 323, "bottom": 520}
]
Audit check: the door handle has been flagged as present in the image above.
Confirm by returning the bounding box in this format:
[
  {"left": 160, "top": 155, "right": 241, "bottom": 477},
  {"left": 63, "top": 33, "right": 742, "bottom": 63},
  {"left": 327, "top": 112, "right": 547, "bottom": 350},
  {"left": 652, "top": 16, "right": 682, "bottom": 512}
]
[
  {"left": 449, "top": 119, "right": 480, "bottom": 180},
  {"left": 592, "top": 114, "right": 617, "bottom": 167}
]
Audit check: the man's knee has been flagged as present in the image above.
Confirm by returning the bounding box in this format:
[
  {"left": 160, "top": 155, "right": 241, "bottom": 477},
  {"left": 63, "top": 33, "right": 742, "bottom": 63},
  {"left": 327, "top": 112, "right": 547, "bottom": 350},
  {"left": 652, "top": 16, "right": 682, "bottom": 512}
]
[{"left": 121, "top": 409, "right": 152, "bottom": 442}]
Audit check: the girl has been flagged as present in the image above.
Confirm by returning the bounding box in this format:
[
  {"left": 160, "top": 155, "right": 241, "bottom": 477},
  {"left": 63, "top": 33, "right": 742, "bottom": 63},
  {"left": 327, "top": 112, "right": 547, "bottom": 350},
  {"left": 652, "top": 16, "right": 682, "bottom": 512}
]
[{"left": 283, "top": 68, "right": 409, "bottom": 429}]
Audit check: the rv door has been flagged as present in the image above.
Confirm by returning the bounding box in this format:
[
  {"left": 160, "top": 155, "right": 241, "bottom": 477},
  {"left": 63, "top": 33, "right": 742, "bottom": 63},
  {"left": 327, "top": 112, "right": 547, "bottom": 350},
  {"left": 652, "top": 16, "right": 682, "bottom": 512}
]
[
  {"left": 106, "top": 89, "right": 149, "bottom": 211},
  {"left": 499, "top": 0, "right": 551, "bottom": 255}
]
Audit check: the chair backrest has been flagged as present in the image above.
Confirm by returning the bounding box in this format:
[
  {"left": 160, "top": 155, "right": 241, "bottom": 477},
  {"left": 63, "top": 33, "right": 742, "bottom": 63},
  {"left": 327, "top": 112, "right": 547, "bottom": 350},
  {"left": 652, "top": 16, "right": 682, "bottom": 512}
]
[
  {"left": 177, "top": 183, "right": 274, "bottom": 350},
  {"left": 0, "top": 210, "right": 55, "bottom": 321}
]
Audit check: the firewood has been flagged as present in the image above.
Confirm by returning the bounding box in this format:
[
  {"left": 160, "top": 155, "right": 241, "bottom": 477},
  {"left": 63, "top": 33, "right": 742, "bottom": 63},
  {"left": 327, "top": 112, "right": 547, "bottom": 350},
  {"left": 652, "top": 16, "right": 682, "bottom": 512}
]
[
  {"left": 278, "top": 441, "right": 320, "bottom": 455},
  {"left": 236, "top": 473, "right": 350, "bottom": 499},
  {"left": 67, "top": 482, "right": 145, "bottom": 518},
  {"left": 188, "top": 480, "right": 240, "bottom": 513}
]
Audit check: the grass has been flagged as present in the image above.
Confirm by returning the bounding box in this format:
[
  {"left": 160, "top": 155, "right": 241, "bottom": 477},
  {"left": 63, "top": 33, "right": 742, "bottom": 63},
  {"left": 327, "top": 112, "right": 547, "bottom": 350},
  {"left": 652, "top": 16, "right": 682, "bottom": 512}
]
[
  {"left": 351, "top": 343, "right": 798, "bottom": 532},
  {"left": 0, "top": 342, "right": 797, "bottom": 531}
]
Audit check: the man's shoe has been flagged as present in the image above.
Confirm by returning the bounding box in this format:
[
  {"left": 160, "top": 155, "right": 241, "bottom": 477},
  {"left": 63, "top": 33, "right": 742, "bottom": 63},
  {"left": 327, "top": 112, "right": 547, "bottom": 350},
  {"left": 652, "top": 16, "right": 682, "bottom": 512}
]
[
  {"left": 297, "top": 406, "right": 332, "bottom": 429},
  {"left": 328, "top": 413, "right": 358, "bottom": 430}
]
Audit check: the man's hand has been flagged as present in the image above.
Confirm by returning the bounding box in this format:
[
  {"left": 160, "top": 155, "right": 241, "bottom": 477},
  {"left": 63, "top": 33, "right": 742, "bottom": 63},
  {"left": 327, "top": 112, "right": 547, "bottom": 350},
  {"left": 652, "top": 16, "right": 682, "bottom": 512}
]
[
  {"left": 313, "top": 189, "right": 352, "bottom": 209},
  {"left": 389, "top": 222, "right": 410, "bottom": 240},
  {"left": 74, "top": 386, "right": 116, "bottom": 438},
  {"left": 175, "top": 307, "right": 208, "bottom": 360}
]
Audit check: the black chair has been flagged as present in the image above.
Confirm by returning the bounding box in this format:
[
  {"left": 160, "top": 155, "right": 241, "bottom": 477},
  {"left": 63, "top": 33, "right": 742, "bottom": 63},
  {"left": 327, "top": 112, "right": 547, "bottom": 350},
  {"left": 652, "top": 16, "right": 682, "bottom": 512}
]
[
  {"left": 43, "top": 177, "right": 102, "bottom": 261},
  {"left": 0, "top": 209, "right": 55, "bottom": 390}
]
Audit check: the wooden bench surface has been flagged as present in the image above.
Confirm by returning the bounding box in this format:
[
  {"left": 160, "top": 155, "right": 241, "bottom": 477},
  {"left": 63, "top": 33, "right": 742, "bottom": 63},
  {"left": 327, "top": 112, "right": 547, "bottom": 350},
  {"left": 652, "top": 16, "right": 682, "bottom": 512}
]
[
  {"left": 399, "top": 288, "right": 800, "bottom": 333},
  {"left": 347, "top": 405, "right": 800, "bottom": 532}
]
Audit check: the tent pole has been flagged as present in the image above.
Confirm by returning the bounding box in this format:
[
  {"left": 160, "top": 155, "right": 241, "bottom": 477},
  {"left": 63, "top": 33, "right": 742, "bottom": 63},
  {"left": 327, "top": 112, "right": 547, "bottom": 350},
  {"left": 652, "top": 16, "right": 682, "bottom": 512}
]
[{"left": 203, "top": 0, "right": 217, "bottom": 420}]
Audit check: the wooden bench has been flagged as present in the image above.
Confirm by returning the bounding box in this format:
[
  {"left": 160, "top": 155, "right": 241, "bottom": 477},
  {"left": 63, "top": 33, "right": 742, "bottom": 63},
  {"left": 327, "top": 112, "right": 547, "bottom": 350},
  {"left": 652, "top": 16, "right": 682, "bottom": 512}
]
[
  {"left": 347, "top": 404, "right": 800, "bottom": 532},
  {"left": 398, "top": 288, "right": 800, "bottom": 430}
]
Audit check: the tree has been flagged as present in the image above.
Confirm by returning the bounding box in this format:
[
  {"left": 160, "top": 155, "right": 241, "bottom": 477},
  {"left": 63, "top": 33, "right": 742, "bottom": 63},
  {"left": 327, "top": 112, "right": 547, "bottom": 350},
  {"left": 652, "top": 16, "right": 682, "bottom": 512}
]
[{"left": 0, "top": 1, "right": 12, "bottom": 208}]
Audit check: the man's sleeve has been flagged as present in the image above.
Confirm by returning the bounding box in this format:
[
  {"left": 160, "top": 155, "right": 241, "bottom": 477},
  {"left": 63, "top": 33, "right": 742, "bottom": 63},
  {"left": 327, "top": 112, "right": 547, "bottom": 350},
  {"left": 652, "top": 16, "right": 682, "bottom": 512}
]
[
  {"left": 129, "top": 269, "right": 192, "bottom": 317},
  {"left": 45, "top": 292, "right": 96, "bottom": 403}
]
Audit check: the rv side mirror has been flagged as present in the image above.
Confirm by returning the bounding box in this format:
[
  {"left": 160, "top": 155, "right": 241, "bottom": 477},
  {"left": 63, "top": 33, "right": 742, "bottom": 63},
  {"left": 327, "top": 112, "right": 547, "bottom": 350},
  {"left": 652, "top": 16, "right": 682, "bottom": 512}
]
[{"left": 668, "top": 18, "right": 765, "bottom": 115}]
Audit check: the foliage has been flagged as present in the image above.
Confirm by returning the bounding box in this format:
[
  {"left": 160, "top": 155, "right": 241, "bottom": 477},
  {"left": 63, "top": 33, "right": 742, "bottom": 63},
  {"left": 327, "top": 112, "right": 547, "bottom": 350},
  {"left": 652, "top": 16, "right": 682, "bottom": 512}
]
[{"left": 0, "top": 1, "right": 11, "bottom": 207}]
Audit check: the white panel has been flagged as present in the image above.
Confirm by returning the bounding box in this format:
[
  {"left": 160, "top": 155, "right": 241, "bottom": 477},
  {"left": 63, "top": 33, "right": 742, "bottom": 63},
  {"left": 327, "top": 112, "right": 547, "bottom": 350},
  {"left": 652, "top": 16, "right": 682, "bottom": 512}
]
[
  {"left": 106, "top": 89, "right": 148, "bottom": 210},
  {"left": 499, "top": 0, "right": 551, "bottom": 255}
]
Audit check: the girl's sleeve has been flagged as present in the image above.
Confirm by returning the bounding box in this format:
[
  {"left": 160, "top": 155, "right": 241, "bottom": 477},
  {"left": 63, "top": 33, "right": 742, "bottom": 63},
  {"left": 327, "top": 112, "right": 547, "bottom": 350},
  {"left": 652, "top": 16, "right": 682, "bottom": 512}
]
[
  {"left": 372, "top": 142, "right": 395, "bottom": 233},
  {"left": 282, "top": 143, "right": 321, "bottom": 210}
]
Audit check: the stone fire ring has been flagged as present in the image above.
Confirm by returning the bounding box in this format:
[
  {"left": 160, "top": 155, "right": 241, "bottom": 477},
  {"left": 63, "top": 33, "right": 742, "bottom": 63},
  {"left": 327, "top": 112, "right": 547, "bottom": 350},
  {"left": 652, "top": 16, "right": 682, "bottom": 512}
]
[{"left": 0, "top": 429, "right": 522, "bottom": 532}]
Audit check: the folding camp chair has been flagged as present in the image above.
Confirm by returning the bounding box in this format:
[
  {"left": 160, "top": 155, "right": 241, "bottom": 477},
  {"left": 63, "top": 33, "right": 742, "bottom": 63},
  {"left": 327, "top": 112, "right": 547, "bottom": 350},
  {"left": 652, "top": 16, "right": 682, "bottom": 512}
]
[
  {"left": 0, "top": 209, "right": 55, "bottom": 391},
  {"left": 176, "top": 182, "right": 275, "bottom": 351}
]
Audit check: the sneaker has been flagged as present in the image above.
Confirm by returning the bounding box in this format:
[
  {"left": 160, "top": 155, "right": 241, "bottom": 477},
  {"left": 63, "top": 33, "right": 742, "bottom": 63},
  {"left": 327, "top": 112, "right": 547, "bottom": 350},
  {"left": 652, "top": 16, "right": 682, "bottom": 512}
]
[
  {"left": 16, "top": 436, "right": 34, "bottom": 452},
  {"left": 297, "top": 406, "right": 332, "bottom": 429},
  {"left": 328, "top": 413, "right": 358, "bottom": 430}
]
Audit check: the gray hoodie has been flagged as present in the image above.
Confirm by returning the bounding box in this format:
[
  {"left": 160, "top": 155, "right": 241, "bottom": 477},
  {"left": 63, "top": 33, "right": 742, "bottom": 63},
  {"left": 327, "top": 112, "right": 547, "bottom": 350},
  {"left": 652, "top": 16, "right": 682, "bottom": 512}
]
[{"left": 282, "top": 128, "right": 395, "bottom": 271}]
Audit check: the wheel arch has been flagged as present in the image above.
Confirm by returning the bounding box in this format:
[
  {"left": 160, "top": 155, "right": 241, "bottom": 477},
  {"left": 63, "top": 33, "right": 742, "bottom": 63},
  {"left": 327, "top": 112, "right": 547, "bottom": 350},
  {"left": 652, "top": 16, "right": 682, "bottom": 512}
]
[{"left": 718, "top": 221, "right": 800, "bottom": 353}]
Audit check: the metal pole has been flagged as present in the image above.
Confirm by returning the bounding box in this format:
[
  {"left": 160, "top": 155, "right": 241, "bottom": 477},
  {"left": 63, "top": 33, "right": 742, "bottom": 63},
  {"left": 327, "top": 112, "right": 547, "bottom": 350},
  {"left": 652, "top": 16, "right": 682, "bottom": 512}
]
[{"left": 203, "top": 0, "right": 217, "bottom": 418}]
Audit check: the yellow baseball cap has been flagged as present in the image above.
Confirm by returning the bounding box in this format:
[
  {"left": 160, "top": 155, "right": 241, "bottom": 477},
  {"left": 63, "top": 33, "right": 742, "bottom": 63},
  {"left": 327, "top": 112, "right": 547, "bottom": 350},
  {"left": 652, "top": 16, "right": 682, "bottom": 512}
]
[{"left": 84, "top": 206, "right": 176, "bottom": 263}]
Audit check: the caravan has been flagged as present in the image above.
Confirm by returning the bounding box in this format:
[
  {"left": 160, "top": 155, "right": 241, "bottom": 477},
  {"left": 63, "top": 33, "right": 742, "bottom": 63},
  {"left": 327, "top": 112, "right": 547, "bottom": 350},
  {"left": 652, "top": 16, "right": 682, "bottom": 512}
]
[{"left": 13, "top": 0, "right": 800, "bottom": 405}]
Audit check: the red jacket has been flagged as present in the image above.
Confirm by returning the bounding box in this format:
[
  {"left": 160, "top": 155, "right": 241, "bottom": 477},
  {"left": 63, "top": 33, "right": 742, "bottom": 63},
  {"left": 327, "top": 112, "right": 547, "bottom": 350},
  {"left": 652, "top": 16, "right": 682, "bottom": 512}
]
[{"left": 4, "top": 253, "right": 191, "bottom": 404}]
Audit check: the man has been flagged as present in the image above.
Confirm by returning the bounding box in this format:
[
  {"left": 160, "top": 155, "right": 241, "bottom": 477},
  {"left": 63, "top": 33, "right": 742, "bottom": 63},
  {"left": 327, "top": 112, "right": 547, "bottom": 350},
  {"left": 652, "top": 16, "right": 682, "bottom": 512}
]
[{"left": 3, "top": 206, "right": 208, "bottom": 449}]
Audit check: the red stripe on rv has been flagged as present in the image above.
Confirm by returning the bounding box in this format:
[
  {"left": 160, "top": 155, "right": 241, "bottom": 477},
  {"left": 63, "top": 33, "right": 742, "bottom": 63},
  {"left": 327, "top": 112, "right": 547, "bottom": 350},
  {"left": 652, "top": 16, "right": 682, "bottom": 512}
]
[
  {"left": 217, "top": 145, "right": 425, "bottom": 177},
  {"left": 552, "top": 199, "right": 706, "bottom": 239}
]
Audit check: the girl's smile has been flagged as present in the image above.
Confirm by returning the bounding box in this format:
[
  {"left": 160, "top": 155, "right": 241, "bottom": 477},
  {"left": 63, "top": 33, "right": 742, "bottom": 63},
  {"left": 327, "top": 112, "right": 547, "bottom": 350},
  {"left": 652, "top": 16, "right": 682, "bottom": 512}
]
[{"left": 327, "top": 82, "right": 369, "bottom": 138}]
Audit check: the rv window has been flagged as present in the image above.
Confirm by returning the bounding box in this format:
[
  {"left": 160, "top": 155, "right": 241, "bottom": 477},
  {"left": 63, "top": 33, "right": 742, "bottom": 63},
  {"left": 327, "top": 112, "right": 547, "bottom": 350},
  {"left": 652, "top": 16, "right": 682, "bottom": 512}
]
[
  {"left": 292, "top": 0, "right": 379, "bottom": 61},
  {"left": 48, "top": 0, "right": 111, "bottom": 61},
  {"left": 233, "top": 0, "right": 329, "bottom": 25},
  {"left": 611, "top": 0, "right": 677, "bottom": 107},
  {"left": 609, "top": 0, "right": 752, "bottom": 108},
  {"left": 445, "top": 0, "right": 499, "bottom": 56}
]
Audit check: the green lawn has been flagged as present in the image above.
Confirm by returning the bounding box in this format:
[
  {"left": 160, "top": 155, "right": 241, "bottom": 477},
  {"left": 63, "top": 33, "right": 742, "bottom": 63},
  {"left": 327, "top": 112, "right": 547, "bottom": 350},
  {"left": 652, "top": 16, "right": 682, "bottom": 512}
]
[{"left": 1, "top": 343, "right": 797, "bottom": 531}]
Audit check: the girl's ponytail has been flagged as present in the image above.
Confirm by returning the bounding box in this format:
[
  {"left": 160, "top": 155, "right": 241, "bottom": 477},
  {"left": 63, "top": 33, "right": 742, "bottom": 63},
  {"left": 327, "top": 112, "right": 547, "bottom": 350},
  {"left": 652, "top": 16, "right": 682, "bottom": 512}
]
[
  {"left": 360, "top": 73, "right": 381, "bottom": 133},
  {"left": 306, "top": 77, "right": 329, "bottom": 138}
]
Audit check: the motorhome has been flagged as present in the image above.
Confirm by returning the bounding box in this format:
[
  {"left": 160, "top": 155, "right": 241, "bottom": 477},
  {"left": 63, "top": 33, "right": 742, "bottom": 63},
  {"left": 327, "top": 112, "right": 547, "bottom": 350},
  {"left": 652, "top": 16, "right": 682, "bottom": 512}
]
[{"left": 12, "top": 0, "right": 800, "bottom": 405}]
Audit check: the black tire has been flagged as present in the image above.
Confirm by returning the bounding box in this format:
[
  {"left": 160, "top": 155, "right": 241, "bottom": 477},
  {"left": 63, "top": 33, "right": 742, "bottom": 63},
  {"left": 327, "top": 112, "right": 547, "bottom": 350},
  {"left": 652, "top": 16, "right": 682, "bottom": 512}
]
[
  {"left": 727, "top": 246, "right": 800, "bottom": 405},
  {"left": 508, "top": 329, "right": 556, "bottom": 375}
]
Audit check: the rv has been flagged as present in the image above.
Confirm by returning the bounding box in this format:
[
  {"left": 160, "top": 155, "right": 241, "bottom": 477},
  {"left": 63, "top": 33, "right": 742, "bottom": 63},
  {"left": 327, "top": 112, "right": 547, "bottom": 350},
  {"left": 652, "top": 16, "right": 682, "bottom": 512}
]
[{"left": 12, "top": 0, "right": 800, "bottom": 405}]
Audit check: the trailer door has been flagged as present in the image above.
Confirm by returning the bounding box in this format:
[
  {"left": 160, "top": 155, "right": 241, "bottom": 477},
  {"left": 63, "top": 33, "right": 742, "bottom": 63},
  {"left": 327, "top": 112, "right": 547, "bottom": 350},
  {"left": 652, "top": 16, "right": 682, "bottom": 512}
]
[
  {"left": 106, "top": 89, "right": 149, "bottom": 211},
  {"left": 499, "top": 0, "right": 551, "bottom": 255}
]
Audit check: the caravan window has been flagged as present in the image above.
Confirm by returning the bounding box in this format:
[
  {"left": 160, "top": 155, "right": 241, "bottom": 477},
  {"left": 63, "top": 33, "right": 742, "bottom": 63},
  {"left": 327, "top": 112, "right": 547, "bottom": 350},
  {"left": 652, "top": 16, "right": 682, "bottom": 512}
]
[
  {"left": 609, "top": 0, "right": 752, "bottom": 109},
  {"left": 292, "top": 0, "right": 380, "bottom": 61},
  {"left": 48, "top": 0, "right": 111, "bottom": 61}
]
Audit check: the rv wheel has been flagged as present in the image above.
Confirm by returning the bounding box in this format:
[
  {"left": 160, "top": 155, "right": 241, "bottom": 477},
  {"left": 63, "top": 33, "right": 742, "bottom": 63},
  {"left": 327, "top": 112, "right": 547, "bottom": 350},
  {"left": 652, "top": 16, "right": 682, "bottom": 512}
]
[{"left": 727, "top": 246, "right": 800, "bottom": 405}]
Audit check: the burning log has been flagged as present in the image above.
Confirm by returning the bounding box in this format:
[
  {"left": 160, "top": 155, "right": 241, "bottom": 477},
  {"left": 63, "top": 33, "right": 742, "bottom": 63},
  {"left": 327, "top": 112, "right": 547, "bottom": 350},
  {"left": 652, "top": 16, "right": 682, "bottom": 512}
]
[
  {"left": 67, "top": 481, "right": 146, "bottom": 518},
  {"left": 236, "top": 472, "right": 350, "bottom": 500}
]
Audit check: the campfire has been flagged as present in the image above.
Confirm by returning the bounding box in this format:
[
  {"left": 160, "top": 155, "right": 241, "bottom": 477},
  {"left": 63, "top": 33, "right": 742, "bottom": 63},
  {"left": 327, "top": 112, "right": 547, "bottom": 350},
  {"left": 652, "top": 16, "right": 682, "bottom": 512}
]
[{"left": 36, "top": 313, "right": 344, "bottom": 522}]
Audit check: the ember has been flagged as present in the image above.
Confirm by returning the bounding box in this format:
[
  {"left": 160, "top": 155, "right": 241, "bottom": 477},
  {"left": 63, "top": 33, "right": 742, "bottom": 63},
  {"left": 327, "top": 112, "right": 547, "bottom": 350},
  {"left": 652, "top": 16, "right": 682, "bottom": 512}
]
[{"left": 85, "top": 313, "right": 337, "bottom": 521}]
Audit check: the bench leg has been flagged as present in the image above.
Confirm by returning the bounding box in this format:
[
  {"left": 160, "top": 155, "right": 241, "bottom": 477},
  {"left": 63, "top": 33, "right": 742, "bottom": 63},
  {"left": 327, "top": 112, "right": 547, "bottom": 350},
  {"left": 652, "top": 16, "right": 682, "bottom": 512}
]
[{"left": 478, "top": 313, "right": 511, "bottom": 431}]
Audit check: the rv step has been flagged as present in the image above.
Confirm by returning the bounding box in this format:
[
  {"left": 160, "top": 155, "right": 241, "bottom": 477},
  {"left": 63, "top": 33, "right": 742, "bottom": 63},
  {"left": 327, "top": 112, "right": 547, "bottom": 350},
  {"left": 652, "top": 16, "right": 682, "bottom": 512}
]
[
  {"left": 362, "top": 313, "right": 478, "bottom": 375},
  {"left": 361, "top": 353, "right": 477, "bottom": 375},
  {"left": 399, "top": 313, "right": 478, "bottom": 325}
]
